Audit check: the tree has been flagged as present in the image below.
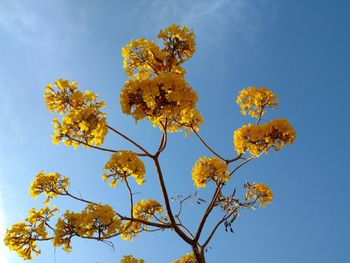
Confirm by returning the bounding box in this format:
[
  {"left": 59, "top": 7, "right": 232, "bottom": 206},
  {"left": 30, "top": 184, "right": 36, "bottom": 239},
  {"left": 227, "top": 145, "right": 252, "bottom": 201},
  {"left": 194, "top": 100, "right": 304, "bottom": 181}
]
[{"left": 3, "top": 24, "right": 296, "bottom": 263}]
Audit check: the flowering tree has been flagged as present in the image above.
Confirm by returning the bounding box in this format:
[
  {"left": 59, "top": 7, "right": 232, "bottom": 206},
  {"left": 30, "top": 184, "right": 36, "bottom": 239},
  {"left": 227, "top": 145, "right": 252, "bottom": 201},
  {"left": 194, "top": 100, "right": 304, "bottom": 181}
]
[{"left": 4, "top": 24, "right": 295, "bottom": 263}]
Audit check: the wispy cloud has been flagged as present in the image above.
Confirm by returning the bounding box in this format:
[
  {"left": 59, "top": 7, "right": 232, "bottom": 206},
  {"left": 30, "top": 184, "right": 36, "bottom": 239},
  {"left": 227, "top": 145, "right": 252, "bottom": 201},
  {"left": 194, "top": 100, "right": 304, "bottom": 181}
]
[
  {"left": 0, "top": 3, "right": 90, "bottom": 261},
  {"left": 0, "top": 0, "right": 89, "bottom": 50},
  {"left": 131, "top": 0, "right": 278, "bottom": 82},
  {"left": 132, "top": 0, "right": 277, "bottom": 44}
]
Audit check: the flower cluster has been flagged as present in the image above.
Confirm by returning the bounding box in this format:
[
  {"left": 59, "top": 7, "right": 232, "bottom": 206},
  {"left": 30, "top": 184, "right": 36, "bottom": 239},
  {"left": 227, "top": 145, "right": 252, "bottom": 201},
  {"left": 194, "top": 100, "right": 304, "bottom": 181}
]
[
  {"left": 45, "top": 79, "right": 108, "bottom": 148},
  {"left": 29, "top": 171, "right": 69, "bottom": 204},
  {"left": 172, "top": 253, "right": 197, "bottom": 263},
  {"left": 120, "top": 72, "right": 203, "bottom": 133},
  {"left": 4, "top": 206, "right": 58, "bottom": 260},
  {"left": 121, "top": 199, "right": 163, "bottom": 241},
  {"left": 53, "top": 204, "right": 121, "bottom": 252},
  {"left": 120, "top": 255, "right": 145, "bottom": 263},
  {"left": 132, "top": 199, "right": 163, "bottom": 220},
  {"left": 233, "top": 119, "right": 296, "bottom": 157},
  {"left": 236, "top": 87, "right": 279, "bottom": 118},
  {"left": 245, "top": 183, "right": 273, "bottom": 207},
  {"left": 122, "top": 38, "right": 166, "bottom": 80},
  {"left": 157, "top": 24, "right": 196, "bottom": 64},
  {"left": 121, "top": 24, "right": 203, "bottom": 133},
  {"left": 102, "top": 151, "right": 146, "bottom": 187},
  {"left": 192, "top": 157, "right": 229, "bottom": 188}
]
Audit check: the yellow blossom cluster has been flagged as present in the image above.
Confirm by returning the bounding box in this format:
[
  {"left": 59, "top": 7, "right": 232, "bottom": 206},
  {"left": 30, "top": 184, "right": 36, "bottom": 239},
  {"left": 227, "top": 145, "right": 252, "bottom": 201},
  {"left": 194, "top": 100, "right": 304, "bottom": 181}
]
[
  {"left": 233, "top": 119, "right": 296, "bottom": 157},
  {"left": 192, "top": 157, "right": 229, "bottom": 188},
  {"left": 53, "top": 204, "right": 121, "bottom": 252},
  {"left": 120, "top": 72, "right": 203, "bottom": 133},
  {"left": 122, "top": 38, "right": 166, "bottom": 80},
  {"left": 121, "top": 24, "right": 203, "bottom": 133},
  {"left": 157, "top": 24, "right": 196, "bottom": 64},
  {"left": 121, "top": 199, "right": 162, "bottom": 241},
  {"left": 132, "top": 199, "right": 163, "bottom": 219},
  {"left": 4, "top": 206, "right": 58, "bottom": 260},
  {"left": 236, "top": 87, "right": 279, "bottom": 118},
  {"left": 245, "top": 183, "right": 273, "bottom": 207},
  {"left": 102, "top": 151, "right": 146, "bottom": 187},
  {"left": 172, "top": 253, "right": 197, "bottom": 263},
  {"left": 29, "top": 171, "right": 69, "bottom": 204},
  {"left": 44, "top": 79, "right": 108, "bottom": 149},
  {"left": 120, "top": 255, "right": 145, "bottom": 263}
]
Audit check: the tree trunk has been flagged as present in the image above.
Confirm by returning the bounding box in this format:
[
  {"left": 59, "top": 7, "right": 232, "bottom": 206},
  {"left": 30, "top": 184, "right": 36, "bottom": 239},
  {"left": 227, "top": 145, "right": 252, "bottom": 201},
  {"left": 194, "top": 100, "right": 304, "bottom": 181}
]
[{"left": 193, "top": 244, "right": 206, "bottom": 263}]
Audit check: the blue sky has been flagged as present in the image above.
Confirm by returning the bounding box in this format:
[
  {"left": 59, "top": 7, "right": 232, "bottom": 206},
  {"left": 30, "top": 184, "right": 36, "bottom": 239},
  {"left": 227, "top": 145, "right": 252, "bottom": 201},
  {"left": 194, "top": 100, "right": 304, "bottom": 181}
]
[{"left": 0, "top": 0, "right": 349, "bottom": 262}]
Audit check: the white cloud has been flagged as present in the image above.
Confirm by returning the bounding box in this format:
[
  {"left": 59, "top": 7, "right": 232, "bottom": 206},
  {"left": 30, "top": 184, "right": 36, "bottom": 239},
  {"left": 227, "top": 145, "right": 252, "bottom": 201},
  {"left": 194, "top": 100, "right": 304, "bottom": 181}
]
[
  {"left": 131, "top": 0, "right": 278, "bottom": 81},
  {"left": 132, "top": 0, "right": 277, "bottom": 42},
  {"left": 0, "top": 0, "right": 89, "bottom": 50}
]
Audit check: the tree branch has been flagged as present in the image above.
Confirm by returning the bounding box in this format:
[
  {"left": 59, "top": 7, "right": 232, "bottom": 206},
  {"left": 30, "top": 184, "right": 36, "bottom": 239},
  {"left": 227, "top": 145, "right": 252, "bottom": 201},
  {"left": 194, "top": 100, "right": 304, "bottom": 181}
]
[
  {"left": 191, "top": 127, "right": 226, "bottom": 162},
  {"left": 125, "top": 178, "right": 134, "bottom": 218},
  {"left": 194, "top": 183, "right": 223, "bottom": 242},
  {"left": 152, "top": 157, "right": 193, "bottom": 244},
  {"left": 107, "top": 125, "right": 152, "bottom": 157},
  {"left": 202, "top": 211, "right": 237, "bottom": 248},
  {"left": 66, "top": 136, "right": 118, "bottom": 153}
]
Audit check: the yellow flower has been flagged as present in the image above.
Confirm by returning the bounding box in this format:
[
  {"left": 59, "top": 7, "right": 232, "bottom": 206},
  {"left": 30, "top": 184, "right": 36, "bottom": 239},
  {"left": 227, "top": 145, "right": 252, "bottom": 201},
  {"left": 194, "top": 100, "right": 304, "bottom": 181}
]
[
  {"left": 245, "top": 183, "right": 273, "bottom": 207},
  {"left": 120, "top": 73, "right": 203, "bottom": 133},
  {"left": 29, "top": 171, "right": 69, "bottom": 204},
  {"left": 103, "top": 151, "right": 146, "bottom": 187},
  {"left": 172, "top": 253, "right": 197, "bottom": 263},
  {"left": 158, "top": 24, "right": 196, "bottom": 63},
  {"left": 132, "top": 199, "right": 162, "bottom": 220},
  {"left": 44, "top": 79, "right": 108, "bottom": 148},
  {"left": 122, "top": 38, "right": 166, "bottom": 80},
  {"left": 236, "top": 87, "right": 279, "bottom": 118},
  {"left": 4, "top": 206, "right": 58, "bottom": 260},
  {"left": 120, "top": 255, "right": 145, "bottom": 263},
  {"left": 120, "top": 24, "right": 202, "bottom": 134},
  {"left": 120, "top": 199, "right": 162, "bottom": 241},
  {"left": 192, "top": 157, "right": 229, "bottom": 188},
  {"left": 233, "top": 119, "right": 296, "bottom": 157},
  {"left": 53, "top": 204, "right": 121, "bottom": 252}
]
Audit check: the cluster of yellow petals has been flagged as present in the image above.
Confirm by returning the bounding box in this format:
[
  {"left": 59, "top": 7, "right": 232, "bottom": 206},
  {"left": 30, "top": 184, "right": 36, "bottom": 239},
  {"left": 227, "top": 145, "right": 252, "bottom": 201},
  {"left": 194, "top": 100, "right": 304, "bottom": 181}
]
[
  {"left": 120, "top": 73, "right": 203, "bottom": 133},
  {"left": 172, "top": 253, "right": 197, "bottom": 263},
  {"left": 53, "top": 204, "right": 121, "bottom": 252},
  {"left": 120, "top": 255, "right": 145, "bottom": 263},
  {"left": 192, "top": 157, "right": 229, "bottom": 188},
  {"left": 102, "top": 151, "right": 146, "bottom": 187},
  {"left": 121, "top": 24, "right": 203, "bottom": 134},
  {"left": 157, "top": 24, "right": 196, "bottom": 63},
  {"left": 245, "top": 183, "right": 273, "bottom": 207},
  {"left": 29, "top": 171, "right": 69, "bottom": 204},
  {"left": 132, "top": 199, "right": 163, "bottom": 219},
  {"left": 122, "top": 38, "right": 166, "bottom": 80},
  {"left": 4, "top": 206, "right": 58, "bottom": 260},
  {"left": 233, "top": 119, "right": 296, "bottom": 157},
  {"left": 121, "top": 199, "right": 162, "bottom": 241},
  {"left": 44, "top": 79, "right": 108, "bottom": 149},
  {"left": 237, "top": 87, "right": 279, "bottom": 118}
]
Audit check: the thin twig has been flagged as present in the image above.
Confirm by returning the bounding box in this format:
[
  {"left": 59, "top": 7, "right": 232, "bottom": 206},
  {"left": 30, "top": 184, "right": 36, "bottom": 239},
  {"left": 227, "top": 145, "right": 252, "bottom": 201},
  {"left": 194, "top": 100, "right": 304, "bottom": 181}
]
[
  {"left": 152, "top": 157, "right": 193, "bottom": 244},
  {"left": 107, "top": 125, "right": 152, "bottom": 157},
  {"left": 125, "top": 178, "right": 134, "bottom": 218},
  {"left": 67, "top": 136, "right": 117, "bottom": 153},
  {"left": 191, "top": 127, "right": 226, "bottom": 162}
]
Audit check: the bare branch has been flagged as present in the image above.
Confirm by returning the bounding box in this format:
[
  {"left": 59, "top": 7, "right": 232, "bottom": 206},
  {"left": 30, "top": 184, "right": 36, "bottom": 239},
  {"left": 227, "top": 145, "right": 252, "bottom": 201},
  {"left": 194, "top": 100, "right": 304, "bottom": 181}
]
[
  {"left": 191, "top": 127, "right": 226, "bottom": 162},
  {"left": 152, "top": 157, "right": 193, "bottom": 244},
  {"left": 194, "top": 183, "right": 223, "bottom": 242},
  {"left": 107, "top": 125, "right": 152, "bottom": 157},
  {"left": 66, "top": 136, "right": 118, "bottom": 153},
  {"left": 125, "top": 178, "right": 134, "bottom": 218}
]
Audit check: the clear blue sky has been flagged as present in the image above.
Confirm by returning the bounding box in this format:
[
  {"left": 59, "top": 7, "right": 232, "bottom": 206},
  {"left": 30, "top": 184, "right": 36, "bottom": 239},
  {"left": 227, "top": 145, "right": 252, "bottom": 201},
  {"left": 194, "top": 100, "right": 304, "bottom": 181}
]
[{"left": 0, "top": 0, "right": 349, "bottom": 262}]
